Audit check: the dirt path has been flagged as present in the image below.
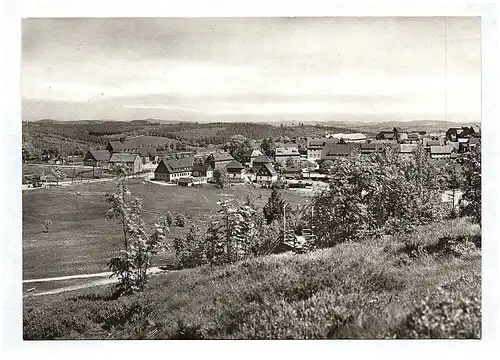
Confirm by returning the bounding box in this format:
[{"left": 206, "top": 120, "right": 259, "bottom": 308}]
[{"left": 23, "top": 267, "right": 169, "bottom": 297}]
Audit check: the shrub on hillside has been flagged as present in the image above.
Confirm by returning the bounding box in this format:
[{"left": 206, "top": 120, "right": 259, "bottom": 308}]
[
  {"left": 392, "top": 287, "right": 481, "bottom": 339},
  {"left": 24, "top": 293, "right": 154, "bottom": 340},
  {"left": 173, "top": 226, "right": 207, "bottom": 269}
]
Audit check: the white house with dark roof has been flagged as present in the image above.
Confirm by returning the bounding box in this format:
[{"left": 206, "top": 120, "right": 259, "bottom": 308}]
[
  {"left": 226, "top": 160, "right": 245, "bottom": 180},
  {"left": 275, "top": 146, "right": 300, "bottom": 163},
  {"left": 430, "top": 145, "right": 453, "bottom": 159},
  {"left": 154, "top": 157, "right": 194, "bottom": 182},
  {"left": 252, "top": 154, "right": 272, "bottom": 171},
  {"left": 329, "top": 133, "right": 367, "bottom": 143},
  {"left": 109, "top": 153, "right": 143, "bottom": 173},
  {"left": 192, "top": 162, "right": 214, "bottom": 179},
  {"left": 256, "top": 163, "right": 278, "bottom": 185},
  {"left": 398, "top": 144, "right": 419, "bottom": 159}
]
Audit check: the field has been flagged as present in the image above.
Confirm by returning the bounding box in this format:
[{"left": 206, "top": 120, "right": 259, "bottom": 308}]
[
  {"left": 23, "top": 217, "right": 481, "bottom": 339},
  {"left": 22, "top": 179, "right": 309, "bottom": 280}
]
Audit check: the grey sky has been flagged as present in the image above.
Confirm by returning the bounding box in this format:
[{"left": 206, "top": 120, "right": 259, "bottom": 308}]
[{"left": 22, "top": 17, "right": 481, "bottom": 122}]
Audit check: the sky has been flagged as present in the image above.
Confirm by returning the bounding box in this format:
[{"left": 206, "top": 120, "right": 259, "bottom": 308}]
[{"left": 22, "top": 17, "right": 481, "bottom": 123}]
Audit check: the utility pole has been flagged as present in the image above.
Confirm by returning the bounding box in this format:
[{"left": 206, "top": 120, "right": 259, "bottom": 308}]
[{"left": 283, "top": 203, "right": 286, "bottom": 240}]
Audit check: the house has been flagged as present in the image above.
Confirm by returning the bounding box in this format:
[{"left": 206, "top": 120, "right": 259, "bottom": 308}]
[
  {"left": 109, "top": 153, "right": 143, "bottom": 173},
  {"left": 306, "top": 138, "right": 338, "bottom": 161},
  {"left": 283, "top": 166, "right": 302, "bottom": 179},
  {"left": 459, "top": 138, "right": 480, "bottom": 153},
  {"left": 407, "top": 133, "right": 421, "bottom": 143},
  {"left": 252, "top": 154, "right": 272, "bottom": 170},
  {"left": 446, "top": 127, "right": 477, "bottom": 142},
  {"left": 226, "top": 160, "right": 245, "bottom": 180},
  {"left": 329, "top": 133, "right": 367, "bottom": 143},
  {"left": 393, "top": 127, "right": 408, "bottom": 142},
  {"left": 192, "top": 162, "right": 214, "bottom": 179},
  {"left": 423, "top": 138, "right": 444, "bottom": 151},
  {"left": 106, "top": 136, "right": 172, "bottom": 153},
  {"left": 375, "top": 131, "right": 396, "bottom": 141},
  {"left": 205, "top": 152, "right": 234, "bottom": 170},
  {"left": 275, "top": 146, "right": 301, "bottom": 163},
  {"left": 370, "top": 139, "right": 398, "bottom": 144},
  {"left": 398, "top": 144, "right": 419, "bottom": 159},
  {"left": 243, "top": 149, "right": 263, "bottom": 167},
  {"left": 256, "top": 163, "right": 278, "bottom": 185},
  {"left": 154, "top": 157, "right": 194, "bottom": 182},
  {"left": 319, "top": 143, "right": 361, "bottom": 163},
  {"left": 135, "top": 147, "right": 158, "bottom": 164},
  {"left": 430, "top": 145, "right": 453, "bottom": 159},
  {"left": 360, "top": 143, "right": 386, "bottom": 155},
  {"left": 83, "top": 150, "right": 111, "bottom": 168},
  {"left": 376, "top": 128, "right": 407, "bottom": 143}
]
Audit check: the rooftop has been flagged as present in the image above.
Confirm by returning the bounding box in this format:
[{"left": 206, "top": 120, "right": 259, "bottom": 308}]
[
  {"left": 257, "top": 163, "right": 277, "bottom": 176},
  {"left": 321, "top": 143, "right": 360, "bottom": 158},
  {"left": 430, "top": 145, "right": 453, "bottom": 154},
  {"left": 208, "top": 152, "right": 234, "bottom": 162},
  {"left": 86, "top": 150, "right": 111, "bottom": 162},
  {"left": 226, "top": 160, "right": 245, "bottom": 171},
  {"left": 253, "top": 154, "right": 272, "bottom": 163},
  {"left": 275, "top": 147, "right": 300, "bottom": 156},
  {"left": 109, "top": 153, "right": 140, "bottom": 163}
]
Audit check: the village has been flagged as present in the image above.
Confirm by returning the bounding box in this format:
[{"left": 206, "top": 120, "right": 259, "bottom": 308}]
[
  {"left": 17, "top": 16, "right": 486, "bottom": 342},
  {"left": 22, "top": 124, "right": 481, "bottom": 191}
]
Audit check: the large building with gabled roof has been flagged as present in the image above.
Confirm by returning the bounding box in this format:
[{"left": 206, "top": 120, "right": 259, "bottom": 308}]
[
  {"left": 106, "top": 135, "right": 173, "bottom": 153},
  {"left": 154, "top": 157, "right": 194, "bottom": 182},
  {"left": 109, "top": 153, "right": 143, "bottom": 173}
]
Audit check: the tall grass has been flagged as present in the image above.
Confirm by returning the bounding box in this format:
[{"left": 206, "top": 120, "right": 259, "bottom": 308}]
[{"left": 23, "top": 218, "right": 481, "bottom": 340}]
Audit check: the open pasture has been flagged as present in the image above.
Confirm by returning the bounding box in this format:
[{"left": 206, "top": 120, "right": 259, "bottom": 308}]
[{"left": 23, "top": 179, "right": 308, "bottom": 279}]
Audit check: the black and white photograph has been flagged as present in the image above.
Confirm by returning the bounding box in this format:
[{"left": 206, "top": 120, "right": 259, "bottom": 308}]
[{"left": 2, "top": 3, "right": 494, "bottom": 346}]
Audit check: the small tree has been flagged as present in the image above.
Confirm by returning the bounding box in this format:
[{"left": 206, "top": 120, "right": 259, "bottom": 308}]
[
  {"left": 50, "top": 167, "right": 65, "bottom": 186},
  {"left": 174, "top": 225, "right": 206, "bottom": 268},
  {"left": 213, "top": 168, "right": 227, "bottom": 189},
  {"left": 319, "top": 160, "right": 335, "bottom": 174},
  {"left": 225, "top": 135, "right": 253, "bottom": 163},
  {"left": 43, "top": 219, "right": 52, "bottom": 233},
  {"left": 444, "top": 161, "right": 463, "bottom": 217},
  {"left": 460, "top": 145, "right": 481, "bottom": 225},
  {"left": 263, "top": 189, "right": 291, "bottom": 225},
  {"left": 105, "top": 175, "right": 169, "bottom": 296},
  {"left": 260, "top": 138, "right": 276, "bottom": 158}
]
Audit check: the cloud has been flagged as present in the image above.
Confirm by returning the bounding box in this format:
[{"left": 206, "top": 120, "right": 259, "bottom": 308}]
[{"left": 22, "top": 17, "right": 481, "bottom": 122}]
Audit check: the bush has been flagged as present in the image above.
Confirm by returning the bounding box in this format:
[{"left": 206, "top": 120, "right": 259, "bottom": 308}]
[
  {"left": 392, "top": 287, "right": 481, "bottom": 339},
  {"left": 173, "top": 226, "right": 207, "bottom": 269},
  {"left": 174, "top": 213, "right": 186, "bottom": 227},
  {"left": 24, "top": 293, "right": 154, "bottom": 340}
]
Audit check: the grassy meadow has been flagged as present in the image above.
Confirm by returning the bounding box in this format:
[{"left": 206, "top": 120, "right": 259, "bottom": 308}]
[
  {"left": 23, "top": 217, "right": 481, "bottom": 339},
  {"left": 22, "top": 179, "right": 309, "bottom": 279}
]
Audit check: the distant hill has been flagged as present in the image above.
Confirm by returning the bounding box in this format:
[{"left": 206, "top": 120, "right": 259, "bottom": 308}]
[{"left": 330, "top": 120, "right": 481, "bottom": 134}]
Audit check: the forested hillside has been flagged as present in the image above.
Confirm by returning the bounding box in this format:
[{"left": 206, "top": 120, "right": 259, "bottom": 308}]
[{"left": 22, "top": 119, "right": 358, "bottom": 158}]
